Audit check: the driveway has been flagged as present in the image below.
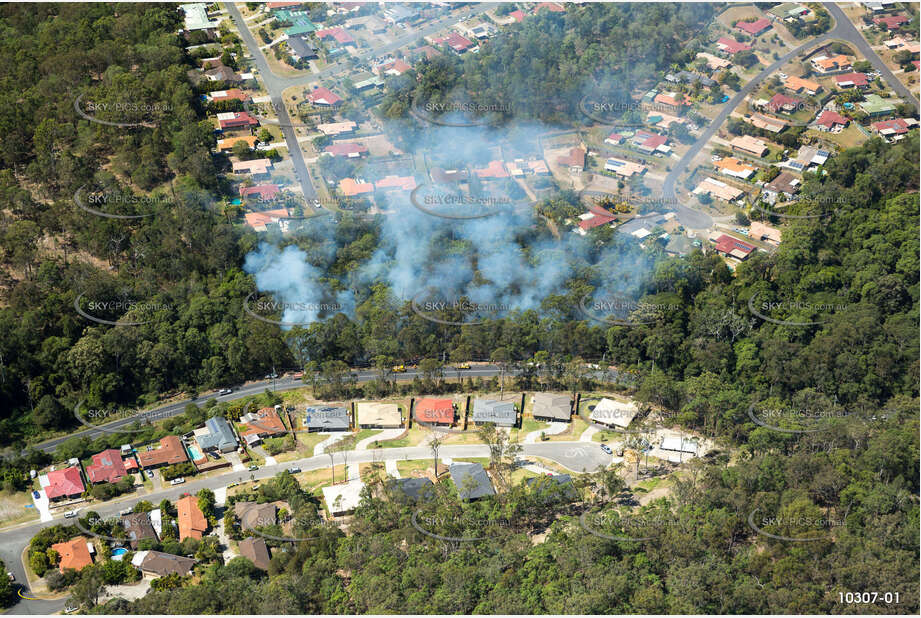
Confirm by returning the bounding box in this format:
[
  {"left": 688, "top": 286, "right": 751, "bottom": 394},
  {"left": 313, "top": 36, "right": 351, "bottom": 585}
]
[
  {"left": 524, "top": 422, "right": 568, "bottom": 444},
  {"left": 356, "top": 428, "right": 404, "bottom": 450},
  {"left": 314, "top": 432, "right": 353, "bottom": 456}
]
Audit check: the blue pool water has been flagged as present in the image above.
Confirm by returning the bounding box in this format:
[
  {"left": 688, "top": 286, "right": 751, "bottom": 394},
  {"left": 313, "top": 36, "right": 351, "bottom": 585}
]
[
  {"left": 230, "top": 198, "right": 242, "bottom": 205},
  {"left": 187, "top": 444, "right": 203, "bottom": 460},
  {"left": 111, "top": 547, "right": 127, "bottom": 561},
  {"left": 843, "top": 102, "right": 854, "bottom": 109}
]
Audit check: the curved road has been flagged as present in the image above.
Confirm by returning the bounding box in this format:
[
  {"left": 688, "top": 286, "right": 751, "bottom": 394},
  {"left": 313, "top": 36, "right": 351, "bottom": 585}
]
[{"left": 662, "top": 2, "right": 918, "bottom": 226}]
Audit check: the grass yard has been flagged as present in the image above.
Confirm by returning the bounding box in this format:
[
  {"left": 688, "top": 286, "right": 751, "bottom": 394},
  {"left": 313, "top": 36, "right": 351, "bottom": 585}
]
[{"left": 0, "top": 490, "right": 39, "bottom": 527}]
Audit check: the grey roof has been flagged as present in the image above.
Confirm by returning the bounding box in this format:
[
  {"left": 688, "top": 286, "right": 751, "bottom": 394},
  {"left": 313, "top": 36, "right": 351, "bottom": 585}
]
[
  {"left": 121, "top": 512, "right": 158, "bottom": 549},
  {"left": 305, "top": 406, "right": 350, "bottom": 430},
  {"left": 139, "top": 550, "right": 196, "bottom": 576},
  {"left": 449, "top": 462, "right": 495, "bottom": 500},
  {"left": 388, "top": 477, "right": 435, "bottom": 502},
  {"left": 531, "top": 393, "right": 571, "bottom": 421},
  {"left": 287, "top": 36, "right": 317, "bottom": 59},
  {"left": 525, "top": 474, "right": 578, "bottom": 501},
  {"left": 472, "top": 399, "right": 516, "bottom": 426},
  {"left": 384, "top": 4, "right": 416, "bottom": 21},
  {"left": 234, "top": 501, "right": 277, "bottom": 530},
  {"left": 667, "top": 70, "right": 716, "bottom": 87},
  {"left": 198, "top": 416, "right": 237, "bottom": 452},
  {"left": 238, "top": 537, "right": 271, "bottom": 570}
]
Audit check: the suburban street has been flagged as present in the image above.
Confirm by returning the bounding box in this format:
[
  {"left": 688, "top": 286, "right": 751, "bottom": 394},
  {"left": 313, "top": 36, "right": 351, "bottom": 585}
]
[{"left": 662, "top": 2, "right": 918, "bottom": 226}]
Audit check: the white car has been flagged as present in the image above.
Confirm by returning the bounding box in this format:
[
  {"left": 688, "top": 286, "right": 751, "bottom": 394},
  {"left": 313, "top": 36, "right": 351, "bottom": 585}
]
[
  {"left": 118, "top": 508, "right": 132, "bottom": 516},
  {"left": 170, "top": 478, "right": 185, "bottom": 486},
  {"left": 63, "top": 510, "right": 79, "bottom": 518}
]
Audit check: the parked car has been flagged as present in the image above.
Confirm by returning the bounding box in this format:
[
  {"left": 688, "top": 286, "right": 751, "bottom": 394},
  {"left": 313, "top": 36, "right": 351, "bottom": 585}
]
[
  {"left": 64, "top": 602, "right": 79, "bottom": 614},
  {"left": 118, "top": 508, "right": 132, "bottom": 516},
  {"left": 600, "top": 444, "right": 613, "bottom": 455},
  {"left": 218, "top": 388, "right": 233, "bottom": 395},
  {"left": 32, "top": 490, "right": 40, "bottom": 499},
  {"left": 248, "top": 465, "right": 259, "bottom": 471},
  {"left": 7, "top": 571, "right": 15, "bottom": 582},
  {"left": 170, "top": 478, "right": 185, "bottom": 486},
  {"left": 64, "top": 510, "right": 79, "bottom": 518},
  {"left": 287, "top": 467, "right": 301, "bottom": 474},
  {"left": 145, "top": 469, "right": 154, "bottom": 479}
]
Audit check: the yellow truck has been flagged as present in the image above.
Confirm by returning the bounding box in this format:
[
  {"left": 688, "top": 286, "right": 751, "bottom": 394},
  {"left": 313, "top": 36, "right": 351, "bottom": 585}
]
[{"left": 392, "top": 364, "right": 406, "bottom": 373}]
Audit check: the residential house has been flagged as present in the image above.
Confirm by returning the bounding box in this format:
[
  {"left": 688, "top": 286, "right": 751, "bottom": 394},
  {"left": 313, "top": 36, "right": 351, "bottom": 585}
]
[
  {"left": 666, "top": 70, "right": 716, "bottom": 87},
  {"left": 234, "top": 501, "right": 277, "bottom": 531},
  {"left": 306, "top": 87, "right": 343, "bottom": 107},
  {"left": 177, "top": 494, "right": 208, "bottom": 540},
  {"left": 244, "top": 209, "right": 290, "bottom": 232},
  {"left": 356, "top": 402, "right": 402, "bottom": 428},
  {"left": 373, "top": 59, "right": 412, "bottom": 76},
  {"left": 431, "top": 167, "right": 469, "bottom": 183},
  {"left": 388, "top": 477, "right": 435, "bottom": 503},
  {"left": 471, "top": 399, "right": 516, "bottom": 426},
  {"left": 409, "top": 45, "right": 441, "bottom": 62},
  {"left": 239, "top": 184, "right": 281, "bottom": 201},
  {"left": 884, "top": 36, "right": 921, "bottom": 54},
  {"left": 811, "top": 54, "right": 851, "bottom": 73},
  {"left": 196, "top": 416, "right": 238, "bottom": 453},
  {"left": 375, "top": 175, "right": 417, "bottom": 192},
  {"left": 784, "top": 75, "right": 821, "bottom": 95},
  {"left": 180, "top": 3, "right": 219, "bottom": 32},
  {"left": 712, "top": 234, "right": 756, "bottom": 260},
  {"left": 871, "top": 117, "right": 919, "bottom": 141},
  {"left": 714, "top": 157, "right": 756, "bottom": 180},
  {"left": 85, "top": 449, "right": 128, "bottom": 485},
  {"left": 697, "top": 52, "right": 731, "bottom": 70},
  {"left": 121, "top": 511, "right": 158, "bottom": 550},
  {"left": 51, "top": 537, "right": 94, "bottom": 572},
  {"left": 531, "top": 393, "right": 572, "bottom": 422},
  {"left": 339, "top": 178, "right": 374, "bottom": 196},
  {"left": 535, "top": 2, "right": 565, "bottom": 12},
  {"left": 577, "top": 206, "right": 616, "bottom": 234},
  {"left": 765, "top": 93, "right": 801, "bottom": 114},
  {"left": 785, "top": 145, "right": 829, "bottom": 171},
  {"left": 239, "top": 407, "right": 287, "bottom": 447},
  {"left": 748, "top": 112, "right": 788, "bottom": 133},
  {"left": 322, "top": 479, "right": 365, "bottom": 516},
  {"left": 763, "top": 171, "right": 802, "bottom": 202},
  {"left": 716, "top": 37, "right": 751, "bottom": 55},
  {"left": 137, "top": 435, "right": 188, "bottom": 469},
  {"left": 413, "top": 398, "right": 455, "bottom": 426},
  {"left": 693, "top": 177, "right": 744, "bottom": 202},
  {"left": 43, "top": 467, "right": 85, "bottom": 501},
  {"left": 874, "top": 14, "right": 910, "bottom": 30},
  {"left": 131, "top": 551, "right": 196, "bottom": 577},
  {"left": 653, "top": 91, "right": 689, "bottom": 112},
  {"left": 324, "top": 142, "right": 368, "bottom": 158},
  {"left": 232, "top": 159, "right": 272, "bottom": 177},
  {"left": 589, "top": 398, "right": 638, "bottom": 428},
  {"left": 750, "top": 221, "right": 782, "bottom": 246},
  {"left": 450, "top": 462, "right": 495, "bottom": 500},
  {"left": 217, "top": 111, "right": 259, "bottom": 131},
  {"left": 287, "top": 36, "right": 318, "bottom": 62},
  {"left": 632, "top": 130, "right": 670, "bottom": 154},
  {"left": 556, "top": 147, "right": 586, "bottom": 172},
  {"left": 605, "top": 157, "right": 646, "bottom": 177},
  {"left": 238, "top": 537, "right": 271, "bottom": 570},
  {"left": 317, "top": 120, "right": 357, "bottom": 136},
  {"left": 203, "top": 64, "right": 242, "bottom": 84},
  {"left": 604, "top": 132, "right": 624, "bottom": 146},
  {"left": 431, "top": 32, "right": 474, "bottom": 54},
  {"left": 813, "top": 110, "right": 849, "bottom": 132},
  {"left": 315, "top": 27, "right": 355, "bottom": 46},
  {"left": 730, "top": 135, "right": 769, "bottom": 157},
  {"left": 736, "top": 17, "right": 772, "bottom": 36},
  {"left": 474, "top": 160, "right": 509, "bottom": 178},
  {"left": 834, "top": 72, "right": 869, "bottom": 89},
  {"left": 509, "top": 9, "right": 526, "bottom": 23},
  {"left": 383, "top": 3, "right": 417, "bottom": 23},
  {"left": 217, "top": 135, "right": 259, "bottom": 152},
  {"left": 207, "top": 89, "right": 250, "bottom": 103},
  {"left": 304, "top": 406, "right": 350, "bottom": 432},
  {"left": 858, "top": 94, "right": 897, "bottom": 117}
]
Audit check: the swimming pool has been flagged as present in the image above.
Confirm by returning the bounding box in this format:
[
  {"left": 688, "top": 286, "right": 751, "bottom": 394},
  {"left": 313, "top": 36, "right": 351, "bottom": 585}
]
[
  {"left": 230, "top": 198, "right": 242, "bottom": 205},
  {"left": 187, "top": 444, "right": 203, "bottom": 460},
  {"left": 111, "top": 548, "right": 127, "bottom": 561}
]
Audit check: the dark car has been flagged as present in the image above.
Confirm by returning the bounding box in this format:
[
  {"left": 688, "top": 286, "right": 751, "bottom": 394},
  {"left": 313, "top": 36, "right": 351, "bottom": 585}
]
[{"left": 32, "top": 490, "right": 40, "bottom": 499}]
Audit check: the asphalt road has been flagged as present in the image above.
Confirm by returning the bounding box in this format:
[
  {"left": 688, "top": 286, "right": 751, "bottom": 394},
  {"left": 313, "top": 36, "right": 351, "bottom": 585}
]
[
  {"left": 1, "top": 435, "right": 609, "bottom": 614},
  {"left": 661, "top": 2, "right": 918, "bottom": 227}
]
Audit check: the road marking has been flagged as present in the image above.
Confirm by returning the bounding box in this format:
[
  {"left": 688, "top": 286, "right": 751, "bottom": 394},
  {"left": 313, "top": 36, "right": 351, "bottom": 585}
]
[{"left": 18, "top": 589, "right": 40, "bottom": 600}]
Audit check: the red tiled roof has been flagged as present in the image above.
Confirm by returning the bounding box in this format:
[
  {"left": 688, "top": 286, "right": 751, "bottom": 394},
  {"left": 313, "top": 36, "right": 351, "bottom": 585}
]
[
  {"left": 834, "top": 72, "right": 869, "bottom": 87},
  {"left": 51, "top": 537, "right": 93, "bottom": 572},
  {"left": 579, "top": 212, "right": 616, "bottom": 231},
  {"left": 414, "top": 398, "right": 454, "bottom": 424},
  {"left": 509, "top": 9, "right": 525, "bottom": 22},
  {"left": 766, "top": 93, "right": 800, "bottom": 113},
  {"left": 717, "top": 37, "right": 751, "bottom": 54},
  {"left": 137, "top": 435, "right": 188, "bottom": 468},
  {"left": 177, "top": 495, "right": 208, "bottom": 540},
  {"left": 45, "top": 467, "right": 84, "bottom": 500},
  {"left": 474, "top": 160, "right": 509, "bottom": 178},
  {"left": 209, "top": 88, "right": 249, "bottom": 102},
  {"left": 556, "top": 147, "right": 586, "bottom": 169},
  {"left": 434, "top": 32, "right": 473, "bottom": 52},
  {"left": 306, "top": 87, "right": 342, "bottom": 106},
  {"left": 874, "top": 14, "right": 909, "bottom": 29},
  {"left": 239, "top": 184, "right": 281, "bottom": 200},
  {"left": 871, "top": 118, "right": 912, "bottom": 134},
  {"left": 375, "top": 175, "right": 416, "bottom": 191},
  {"left": 324, "top": 142, "right": 368, "bottom": 157},
  {"left": 85, "top": 449, "right": 127, "bottom": 485},
  {"left": 316, "top": 27, "right": 355, "bottom": 44},
  {"left": 736, "top": 17, "right": 771, "bottom": 35},
  {"left": 634, "top": 130, "right": 668, "bottom": 150},
  {"left": 241, "top": 407, "right": 287, "bottom": 438},
  {"left": 713, "top": 234, "right": 755, "bottom": 257},
  {"left": 218, "top": 111, "right": 259, "bottom": 130},
  {"left": 815, "top": 110, "right": 849, "bottom": 129},
  {"left": 535, "top": 2, "right": 564, "bottom": 12}
]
